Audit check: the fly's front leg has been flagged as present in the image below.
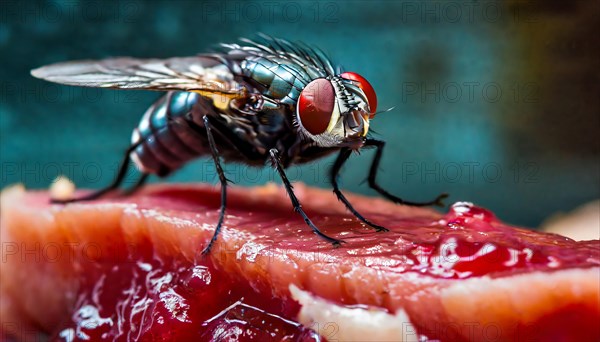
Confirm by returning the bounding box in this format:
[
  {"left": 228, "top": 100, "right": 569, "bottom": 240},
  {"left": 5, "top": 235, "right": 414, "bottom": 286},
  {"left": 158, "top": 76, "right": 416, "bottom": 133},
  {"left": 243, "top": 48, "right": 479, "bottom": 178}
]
[
  {"left": 201, "top": 115, "right": 229, "bottom": 255},
  {"left": 269, "top": 148, "right": 344, "bottom": 247},
  {"left": 50, "top": 142, "right": 143, "bottom": 204},
  {"left": 331, "top": 148, "right": 388, "bottom": 232},
  {"left": 364, "top": 139, "right": 448, "bottom": 207}
]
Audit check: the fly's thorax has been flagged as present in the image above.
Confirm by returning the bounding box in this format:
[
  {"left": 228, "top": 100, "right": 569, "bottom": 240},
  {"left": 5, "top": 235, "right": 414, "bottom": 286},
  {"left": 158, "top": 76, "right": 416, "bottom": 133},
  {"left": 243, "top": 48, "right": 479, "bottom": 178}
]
[
  {"left": 240, "top": 56, "right": 316, "bottom": 107},
  {"left": 295, "top": 75, "right": 377, "bottom": 149}
]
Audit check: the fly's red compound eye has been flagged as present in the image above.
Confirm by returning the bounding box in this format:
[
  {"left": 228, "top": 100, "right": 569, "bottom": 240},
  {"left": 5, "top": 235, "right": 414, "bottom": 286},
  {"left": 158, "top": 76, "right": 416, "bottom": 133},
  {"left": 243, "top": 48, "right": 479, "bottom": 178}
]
[
  {"left": 297, "top": 78, "right": 335, "bottom": 135},
  {"left": 340, "top": 72, "right": 377, "bottom": 118}
]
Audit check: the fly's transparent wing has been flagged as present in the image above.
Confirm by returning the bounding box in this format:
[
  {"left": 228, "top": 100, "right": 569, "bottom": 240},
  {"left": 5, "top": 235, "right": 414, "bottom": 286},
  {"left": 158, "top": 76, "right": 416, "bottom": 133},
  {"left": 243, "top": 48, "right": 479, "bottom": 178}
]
[{"left": 31, "top": 56, "right": 243, "bottom": 95}]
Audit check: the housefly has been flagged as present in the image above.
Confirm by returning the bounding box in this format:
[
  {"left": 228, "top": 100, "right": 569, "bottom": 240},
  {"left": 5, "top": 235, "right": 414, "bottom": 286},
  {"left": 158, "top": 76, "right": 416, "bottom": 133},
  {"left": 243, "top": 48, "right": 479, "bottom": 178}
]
[{"left": 31, "top": 36, "right": 447, "bottom": 253}]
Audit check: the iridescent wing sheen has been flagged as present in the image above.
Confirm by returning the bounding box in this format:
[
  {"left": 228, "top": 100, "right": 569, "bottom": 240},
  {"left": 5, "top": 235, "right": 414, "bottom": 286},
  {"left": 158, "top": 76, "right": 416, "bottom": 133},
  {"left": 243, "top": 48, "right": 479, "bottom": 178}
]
[{"left": 30, "top": 56, "right": 243, "bottom": 95}]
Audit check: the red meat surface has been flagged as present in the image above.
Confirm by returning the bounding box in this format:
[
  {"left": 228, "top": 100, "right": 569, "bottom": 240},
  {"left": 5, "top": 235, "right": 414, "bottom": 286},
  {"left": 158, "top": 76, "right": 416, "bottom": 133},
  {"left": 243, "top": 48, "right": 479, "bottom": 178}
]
[{"left": 1, "top": 183, "right": 599, "bottom": 341}]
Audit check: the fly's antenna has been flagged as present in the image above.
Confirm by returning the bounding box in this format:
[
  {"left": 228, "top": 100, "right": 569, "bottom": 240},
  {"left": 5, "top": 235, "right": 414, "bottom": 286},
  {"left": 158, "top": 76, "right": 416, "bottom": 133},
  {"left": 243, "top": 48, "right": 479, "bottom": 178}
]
[
  {"left": 368, "top": 107, "right": 396, "bottom": 137},
  {"left": 374, "top": 106, "right": 395, "bottom": 116}
]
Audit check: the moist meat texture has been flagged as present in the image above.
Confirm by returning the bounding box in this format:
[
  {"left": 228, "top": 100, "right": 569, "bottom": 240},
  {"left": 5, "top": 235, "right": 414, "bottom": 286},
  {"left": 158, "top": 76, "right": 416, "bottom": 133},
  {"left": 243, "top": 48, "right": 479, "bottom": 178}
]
[{"left": 1, "top": 183, "right": 599, "bottom": 341}]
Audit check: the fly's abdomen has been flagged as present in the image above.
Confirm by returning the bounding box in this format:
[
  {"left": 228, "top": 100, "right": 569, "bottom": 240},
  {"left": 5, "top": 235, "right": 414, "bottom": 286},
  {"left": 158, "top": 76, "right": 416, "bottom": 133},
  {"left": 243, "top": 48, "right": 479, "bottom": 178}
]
[{"left": 130, "top": 91, "right": 210, "bottom": 176}]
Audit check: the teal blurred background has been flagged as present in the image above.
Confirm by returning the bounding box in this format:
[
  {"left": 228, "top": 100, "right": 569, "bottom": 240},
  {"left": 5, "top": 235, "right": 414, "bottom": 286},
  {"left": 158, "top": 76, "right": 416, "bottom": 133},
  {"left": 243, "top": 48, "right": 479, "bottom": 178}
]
[{"left": 1, "top": 0, "right": 598, "bottom": 228}]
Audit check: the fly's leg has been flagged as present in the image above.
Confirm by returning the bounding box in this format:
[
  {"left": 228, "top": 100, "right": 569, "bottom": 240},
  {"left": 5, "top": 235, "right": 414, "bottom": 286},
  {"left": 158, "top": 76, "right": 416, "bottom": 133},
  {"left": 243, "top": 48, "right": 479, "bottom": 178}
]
[
  {"left": 364, "top": 139, "right": 448, "bottom": 207},
  {"left": 269, "top": 148, "right": 344, "bottom": 247},
  {"left": 331, "top": 148, "right": 388, "bottom": 232},
  {"left": 201, "top": 115, "right": 228, "bottom": 255},
  {"left": 50, "top": 143, "right": 142, "bottom": 204}
]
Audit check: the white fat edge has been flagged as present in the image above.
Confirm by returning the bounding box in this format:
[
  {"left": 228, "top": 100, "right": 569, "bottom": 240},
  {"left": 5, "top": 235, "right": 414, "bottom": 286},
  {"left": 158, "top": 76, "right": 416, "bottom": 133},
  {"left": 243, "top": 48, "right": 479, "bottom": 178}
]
[
  {"left": 0, "top": 183, "right": 26, "bottom": 210},
  {"left": 541, "top": 199, "right": 600, "bottom": 241},
  {"left": 290, "top": 284, "right": 419, "bottom": 342},
  {"left": 50, "top": 175, "right": 75, "bottom": 201}
]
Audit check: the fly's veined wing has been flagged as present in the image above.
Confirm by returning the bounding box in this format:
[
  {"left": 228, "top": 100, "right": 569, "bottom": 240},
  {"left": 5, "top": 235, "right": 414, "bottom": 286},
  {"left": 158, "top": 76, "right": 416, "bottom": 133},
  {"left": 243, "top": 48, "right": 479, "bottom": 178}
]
[{"left": 30, "top": 56, "right": 243, "bottom": 95}]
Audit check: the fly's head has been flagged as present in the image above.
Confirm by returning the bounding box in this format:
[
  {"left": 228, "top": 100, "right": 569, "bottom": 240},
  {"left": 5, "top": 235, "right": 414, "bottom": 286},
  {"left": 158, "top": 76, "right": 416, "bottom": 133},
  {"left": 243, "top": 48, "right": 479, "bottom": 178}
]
[{"left": 295, "top": 72, "right": 378, "bottom": 149}]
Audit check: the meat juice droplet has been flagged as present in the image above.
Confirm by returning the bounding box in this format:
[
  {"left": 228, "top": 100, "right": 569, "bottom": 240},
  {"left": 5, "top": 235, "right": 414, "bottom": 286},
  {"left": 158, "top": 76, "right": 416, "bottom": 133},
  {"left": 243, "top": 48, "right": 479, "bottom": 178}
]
[
  {"left": 446, "top": 201, "right": 496, "bottom": 226},
  {"left": 408, "top": 201, "right": 578, "bottom": 279}
]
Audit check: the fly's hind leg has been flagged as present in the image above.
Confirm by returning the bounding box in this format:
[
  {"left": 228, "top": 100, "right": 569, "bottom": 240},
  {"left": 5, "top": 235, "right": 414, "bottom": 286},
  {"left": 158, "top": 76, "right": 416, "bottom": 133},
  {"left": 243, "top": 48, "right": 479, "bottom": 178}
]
[
  {"left": 330, "top": 148, "right": 388, "bottom": 232},
  {"left": 364, "top": 139, "right": 448, "bottom": 207},
  {"left": 269, "top": 148, "right": 344, "bottom": 247},
  {"left": 201, "top": 115, "right": 229, "bottom": 255},
  {"left": 50, "top": 143, "right": 143, "bottom": 204}
]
